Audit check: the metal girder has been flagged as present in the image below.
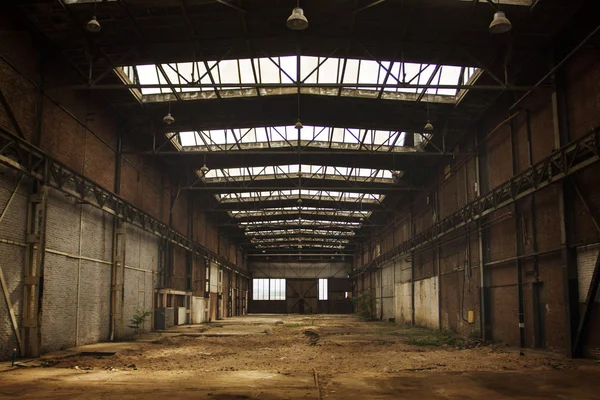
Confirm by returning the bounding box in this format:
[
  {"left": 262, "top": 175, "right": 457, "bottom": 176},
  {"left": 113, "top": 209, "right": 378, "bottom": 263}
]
[
  {"left": 240, "top": 233, "right": 368, "bottom": 241},
  {"left": 573, "top": 249, "right": 600, "bottom": 356},
  {"left": 231, "top": 213, "right": 371, "bottom": 224},
  {"left": 352, "top": 126, "right": 600, "bottom": 276},
  {"left": 131, "top": 148, "right": 455, "bottom": 171},
  {"left": 70, "top": 82, "right": 534, "bottom": 91},
  {"left": 241, "top": 223, "right": 367, "bottom": 232},
  {"left": 209, "top": 197, "right": 382, "bottom": 211},
  {"left": 185, "top": 185, "right": 418, "bottom": 194},
  {"left": 0, "top": 128, "right": 249, "bottom": 278}
]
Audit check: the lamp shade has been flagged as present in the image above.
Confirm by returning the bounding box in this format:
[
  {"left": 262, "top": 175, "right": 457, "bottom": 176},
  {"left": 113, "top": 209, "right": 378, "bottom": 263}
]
[
  {"left": 287, "top": 7, "right": 309, "bottom": 30},
  {"left": 489, "top": 11, "right": 512, "bottom": 34},
  {"left": 86, "top": 16, "right": 101, "bottom": 33}
]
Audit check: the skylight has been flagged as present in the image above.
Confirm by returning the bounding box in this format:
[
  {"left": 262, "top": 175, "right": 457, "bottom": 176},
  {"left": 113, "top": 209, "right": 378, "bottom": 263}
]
[
  {"left": 216, "top": 190, "right": 384, "bottom": 204},
  {"left": 251, "top": 237, "right": 350, "bottom": 244},
  {"left": 204, "top": 164, "right": 393, "bottom": 183},
  {"left": 230, "top": 208, "right": 372, "bottom": 219},
  {"left": 176, "top": 126, "right": 421, "bottom": 153},
  {"left": 241, "top": 219, "right": 362, "bottom": 228},
  {"left": 246, "top": 229, "right": 355, "bottom": 237},
  {"left": 117, "top": 56, "right": 478, "bottom": 104}
]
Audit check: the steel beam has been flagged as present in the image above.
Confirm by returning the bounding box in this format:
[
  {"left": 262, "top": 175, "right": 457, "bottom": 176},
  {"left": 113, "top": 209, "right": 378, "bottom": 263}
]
[
  {"left": 0, "top": 128, "right": 249, "bottom": 278},
  {"left": 21, "top": 185, "right": 48, "bottom": 357},
  {"left": 184, "top": 185, "right": 419, "bottom": 193},
  {"left": 573, "top": 250, "right": 600, "bottom": 356},
  {"left": 352, "top": 126, "right": 600, "bottom": 277},
  {"left": 70, "top": 83, "right": 534, "bottom": 91}
]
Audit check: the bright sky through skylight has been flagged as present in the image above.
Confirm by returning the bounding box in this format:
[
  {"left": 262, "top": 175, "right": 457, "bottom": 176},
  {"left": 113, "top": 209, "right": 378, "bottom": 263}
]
[
  {"left": 176, "top": 126, "right": 411, "bottom": 151},
  {"left": 205, "top": 164, "right": 393, "bottom": 182},
  {"left": 119, "top": 56, "right": 478, "bottom": 102},
  {"left": 217, "top": 190, "right": 383, "bottom": 203}
]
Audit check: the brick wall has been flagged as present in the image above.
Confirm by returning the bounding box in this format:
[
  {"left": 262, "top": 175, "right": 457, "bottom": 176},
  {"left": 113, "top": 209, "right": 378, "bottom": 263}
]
[
  {"left": 0, "top": 16, "right": 246, "bottom": 360},
  {"left": 353, "top": 49, "right": 600, "bottom": 356},
  {"left": 0, "top": 170, "right": 29, "bottom": 360}
]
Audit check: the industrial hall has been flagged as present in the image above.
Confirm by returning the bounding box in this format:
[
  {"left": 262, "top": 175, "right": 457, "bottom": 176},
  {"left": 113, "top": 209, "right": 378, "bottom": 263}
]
[{"left": 1, "top": 0, "right": 600, "bottom": 398}]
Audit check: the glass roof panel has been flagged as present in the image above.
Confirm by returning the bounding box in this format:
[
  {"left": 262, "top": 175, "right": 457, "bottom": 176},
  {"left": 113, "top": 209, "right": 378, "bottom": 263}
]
[
  {"left": 204, "top": 164, "right": 393, "bottom": 183},
  {"left": 246, "top": 229, "right": 355, "bottom": 237},
  {"left": 173, "top": 125, "right": 422, "bottom": 153},
  {"left": 230, "top": 208, "right": 372, "bottom": 219},
  {"left": 216, "top": 190, "right": 383, "bottom": 204},
  {"left": 117, "top": 56, "right": 478, "bottom": 103}
]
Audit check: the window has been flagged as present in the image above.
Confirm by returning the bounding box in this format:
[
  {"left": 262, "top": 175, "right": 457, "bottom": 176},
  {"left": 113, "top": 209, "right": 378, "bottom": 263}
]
[
  {"left": 319, "top": 279, "right": 328, "bottom": 300},
  {"left": 270, "top": 279, "right": 286, "bottom": 300},
  {"left": 252, "top": 279, "right": 286, "bottom": 300}
]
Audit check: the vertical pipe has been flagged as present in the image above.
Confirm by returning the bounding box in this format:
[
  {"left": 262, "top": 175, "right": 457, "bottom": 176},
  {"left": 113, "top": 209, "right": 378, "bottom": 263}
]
[
  {"left": 33, "top": 49, "right": 44, "bottom": 147},
  {"left": 75, "top": 202, "right": 83, "bottom": 346},
  {"left": 410, "top": 193, "right": 415, "bottom": 326},
  {"left": 510, "top": 113, "right": 526, "bottom": 348},
  {"left": 110, "top": 129, "right": 122, "bottom": 341},
  {"left": 475, "top": 131, "right": 487, "bottom": 341},
  {"left": 552, "top": 54, "right": 579, "bottom": 357}
]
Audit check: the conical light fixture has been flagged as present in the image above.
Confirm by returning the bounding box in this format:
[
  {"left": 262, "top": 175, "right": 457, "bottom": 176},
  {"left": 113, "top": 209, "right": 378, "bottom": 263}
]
[
  {"left": 489, "top": 11, "right": 511, "bottom": 34},
  {"left": 86, "top": 16, "right": 101, "bottom": 33},
  {"left": 163, "top": 102, "right": 174, "bottom": 125},
  {"left": 200, "top": 164, "right": 209, "bottom": 175},
  {"left": 287, "top": 1, "right": 308, "bottom": 31},
  {"left": 163, "top": 112, "right": 175, "bottom": 125},
  {"left": 295, "top": 119, "right": 303, "bottom": 130},
  {"left": 424, "top": 95, "right": 434, "bottom": 131}
]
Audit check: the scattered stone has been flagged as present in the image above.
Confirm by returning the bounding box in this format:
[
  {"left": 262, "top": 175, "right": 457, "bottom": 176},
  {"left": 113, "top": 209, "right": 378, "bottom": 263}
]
[{"left": 275, "top": 321, "right": 284, "bottom": 325}]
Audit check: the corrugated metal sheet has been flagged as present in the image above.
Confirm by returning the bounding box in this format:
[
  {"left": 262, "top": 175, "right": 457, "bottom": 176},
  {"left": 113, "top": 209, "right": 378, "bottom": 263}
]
[{"left": 577, "top": 244, "right": 600, "bottom": 303}]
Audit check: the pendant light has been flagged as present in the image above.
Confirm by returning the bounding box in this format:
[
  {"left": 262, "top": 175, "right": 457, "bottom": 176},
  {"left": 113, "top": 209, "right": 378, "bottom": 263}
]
[
  {"left": 489, "top": 11, "right": 512, "bottom": 34},
  {"left": 200, "top": 154, "right": 209, "bottom": 176},
  {"left": 287, "top": 1, "right": 308, "bottom": 31},
  {"left": 86, "top": 2, "right": 101, "bottom": 33},
  {"left": 424, "top": 95, "right": 434, "bottom": 131},
  {"left": 489, "top": 2, "right": 511, "bottom": 34},
  {"left": 86, "top": 16, "right": 101, "bottom": 33},
  {"left": 163, "top": 102, "right": 175, "bottom": 125}
]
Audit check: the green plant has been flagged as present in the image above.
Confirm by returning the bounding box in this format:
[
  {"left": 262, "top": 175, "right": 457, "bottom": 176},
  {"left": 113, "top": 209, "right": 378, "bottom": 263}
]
[
  {"left": 352, "top": 290, "right": 374, "bottom": 321},
  {"left": 130, "top": 307, "right": 152, "bottom": 334}
]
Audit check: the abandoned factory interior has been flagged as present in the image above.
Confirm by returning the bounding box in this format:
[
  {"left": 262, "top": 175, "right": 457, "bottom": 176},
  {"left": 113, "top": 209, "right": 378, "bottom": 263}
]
[{"left": 1, "top": 0, "right": 600, "bottom": 398}]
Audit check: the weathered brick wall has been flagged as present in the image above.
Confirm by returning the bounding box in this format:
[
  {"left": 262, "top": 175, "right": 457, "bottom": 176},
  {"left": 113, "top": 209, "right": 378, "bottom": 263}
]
[
  {"left": 354, "top": 49, "right": 600, "bottom": 355},
  {"left": 41, "top": 191, "right": 113, "bottom": 353},
  {"left": 0, "top": 15, "right": 246, "bottom": 360},
  {"left": 0, "top": 170, "right": 30, "bottom": 360},
  {"left": 123, "top": 224, "right": 158, "bottom": 337}
]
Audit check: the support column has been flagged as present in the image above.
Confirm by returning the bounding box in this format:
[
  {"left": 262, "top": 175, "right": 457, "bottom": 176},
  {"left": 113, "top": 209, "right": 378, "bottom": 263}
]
[
  {"left": 475, "top": 130, "right": 491, "bottom": 342},
  {"left": 553, "top": 59, "right": 579, "bottom": 357},
  {"left": 111, "top": 221, "right": 126, "bottom": 340},
  {"left": 111, "top": 130, "right": 126, "bottom": 340},
  {"left": 21, "top": 185, "right": 48, "bottom": 357},
  {"left": 510, "top": 113, "right": 526, "bottom": 348}
]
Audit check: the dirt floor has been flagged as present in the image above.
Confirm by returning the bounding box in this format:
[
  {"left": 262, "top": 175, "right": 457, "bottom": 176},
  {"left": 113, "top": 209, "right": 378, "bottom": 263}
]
[{"left": 1, "top": 314, "right": 600, "bottom": 399}]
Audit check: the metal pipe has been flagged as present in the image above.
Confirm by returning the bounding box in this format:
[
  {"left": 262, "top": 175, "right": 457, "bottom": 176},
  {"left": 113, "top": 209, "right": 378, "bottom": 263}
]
[
  {"left": 484, "top": 248, "right": 562, "bottom": 267},
  {"left": 511, "top": 115, "right": 526, "bottom": 348}
]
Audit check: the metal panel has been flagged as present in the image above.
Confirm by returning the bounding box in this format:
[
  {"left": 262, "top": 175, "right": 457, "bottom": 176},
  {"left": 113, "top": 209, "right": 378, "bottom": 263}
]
[
  {"left": 286, "top": 279, "right": 318, "bottom": 314},
  {"left": 414, "top": 276, "right": 440, "bottom": 329},
  {"left": 394, "top": 282, "right": 412, "bottom": 324},
  {"left": 577, "top": 244, "right": 600, "bottom": 303}
]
